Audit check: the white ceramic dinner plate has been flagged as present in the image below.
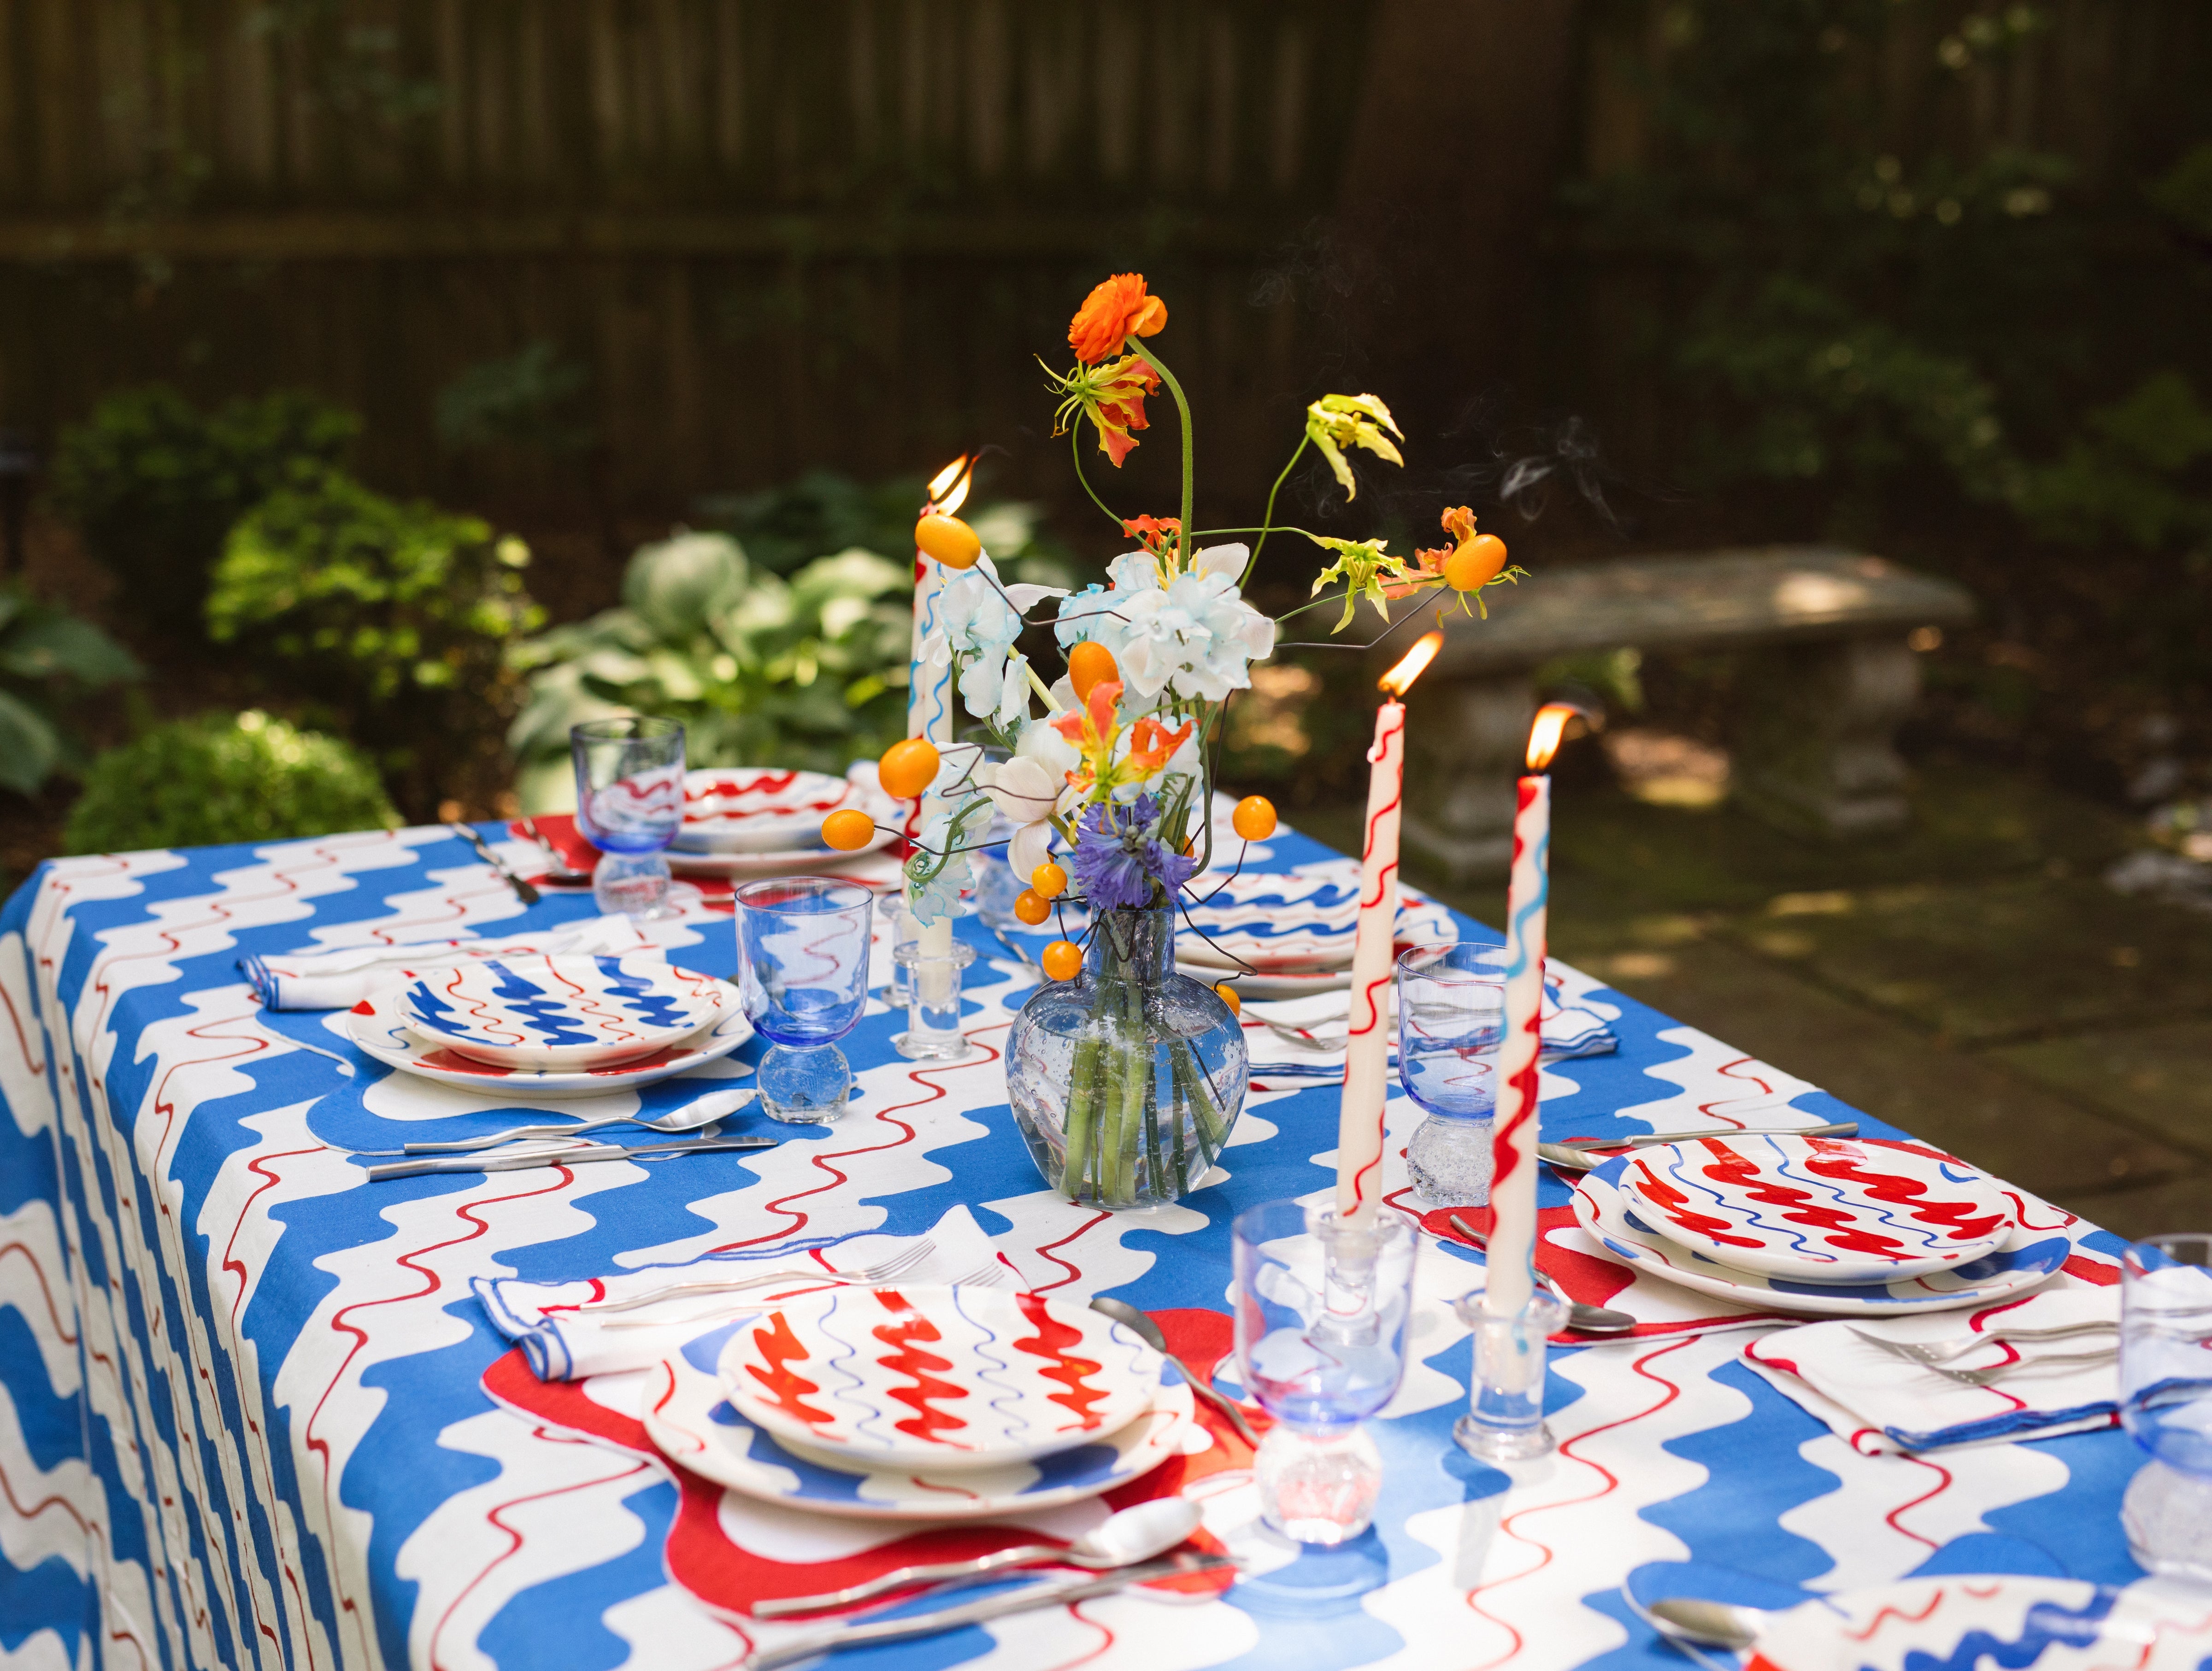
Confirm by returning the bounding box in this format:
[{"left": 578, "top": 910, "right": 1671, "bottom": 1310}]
[
  {"left": 676, "top": 768, "right": 859, "bottom": 854},
  {"left": 345, "top": 988, "right": 753, "bottom": 1100},
  {"left": 1746, "top": 1577, "right": 2212, "bottom": 1671},
  {"left": 1617, "top": 1134, "right": 2015, "bottom": 1284},
  {"left": 643, "top": 1319, "right": 1194, "bottom": 1521},
  {"left": 667, "top": 825, "right": 898, "bottom": 877},
  {"left": 398, "top": 953, "right": 741, "bottom": 1071},
  {"left": 1175, "top": 864, "right": 1458, "bottom": 973},
  {"left": 1573, "top": 1149, "right": 2071, "bottom": 1317},
  {"left": 718, "top": 1284, "right": 1162, "bottom": 1470}
]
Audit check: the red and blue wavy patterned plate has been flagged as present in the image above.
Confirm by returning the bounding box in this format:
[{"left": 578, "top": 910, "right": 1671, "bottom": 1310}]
[
  {"left": 718, "top": 1284, "right": 1163, "bottom": 1471},
  {"left": 1619, "top": 1134, "right": 2014, "bottom": 1284},
  {"left": 642, "top": 1322, "right": 1194, "bottom": 1521},
  {"left": 398, "top": 952, "right": 741, "bottom": 1071},
  {"left": 1574, "top": 1145, "right": 2069, "bottom": 1318},
  {"left": 1748, "top": 1577, "right": 2212, "bottom": 1671}
]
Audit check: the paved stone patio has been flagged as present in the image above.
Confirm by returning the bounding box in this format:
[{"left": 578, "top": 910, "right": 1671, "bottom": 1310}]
[{"left": 1293, "top": 756, "right": 2212, "bottom": 1240}]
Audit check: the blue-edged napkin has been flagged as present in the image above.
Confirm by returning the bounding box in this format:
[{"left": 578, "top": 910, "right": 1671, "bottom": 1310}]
[
  {"left": 471, "top": 1207, "right": 1004, "bottom": 1380},
  {"left": 1244, "top": 981, "right": 1617, "bottom": 1081},
  {"left": 1740, "top": 1285, "right": 2119, "bottom": 1454},
  {"left": 240, "top": 917, "right": 642, "bottom": 1010}
]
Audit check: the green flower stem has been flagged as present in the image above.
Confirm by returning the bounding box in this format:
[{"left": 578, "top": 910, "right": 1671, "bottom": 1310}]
[
  {"left": 1114, "top": 979, "right": 1146, "bottom": 1199},
  {"left": 1141, "top": 1033, "right": 1165, "bottom": 1202},
  {"left": 1242, "top": 436, "right": 1310, "bottom": 585},
  {"left": 1059, "top": 1023, "right": 1106, "bottom": 1196},
  {"left": 1070, "top": 424, "right": 1125, "bottom": 532},
  {"left": 1130, "top": 340, "right": 1194, "bottom": 564}
]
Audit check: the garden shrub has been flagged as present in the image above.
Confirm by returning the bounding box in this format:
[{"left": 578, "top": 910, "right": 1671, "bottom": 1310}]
[
  {"left": 0, "top": 586, "right": 142, "bottom": 795},
  {"left": 695, "top": 469, "right": 1075, "bottom": 587},
  {"left": 206, "top": 465, "right": 543, "bottom": 815},
  {"left": 506, "top": 529, "right": 912, "bottom": 811},
  {"left": 50, "top": 385, "right": 358, "bottom": 627},
  {"left": 62, "top": 711, "right": 396, "bottom": 853}
]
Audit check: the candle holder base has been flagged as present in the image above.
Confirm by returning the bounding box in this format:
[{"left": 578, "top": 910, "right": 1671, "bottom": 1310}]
[
  {"left": 891, "top": 1030, "right": 974, "bottom": 1061},
  {"left": 1452, "top": 1290, "right": 1568, "bottom": 1464},
  {"left": 894, "top": 941, "right": 976, "bottom": 1061}
]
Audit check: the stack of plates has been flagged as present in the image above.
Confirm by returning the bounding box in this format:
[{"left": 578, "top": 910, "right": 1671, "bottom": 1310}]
[
  {"left": 1572, "top": 1134, "right": 2073, "bottom": 1317},
  {"left": 643, "top": 1284, "right": 1193, "bottom": 1518},
  {"left": 669, "top": 768, "right": 897, "bottom": 877},
  {"left": 344, "top": 952, "right": 752, "bottom": 1100},
  {"left": 1176, "top": 867, "right": 1459, "bottom": 999}
]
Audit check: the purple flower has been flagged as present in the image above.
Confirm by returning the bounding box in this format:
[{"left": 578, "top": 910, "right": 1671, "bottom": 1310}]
[{"left": 1071, "top": 794, "right": 1197, "bottom": 911}]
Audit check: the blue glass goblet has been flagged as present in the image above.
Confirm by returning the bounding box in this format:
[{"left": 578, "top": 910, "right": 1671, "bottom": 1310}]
[
  {"left": 1233, "top": 1202, "right": 1416, "bottom": 1546},
  {"left": 1396, "top": 942, "right": 1509, "bottom": 1208},
  {"left": 571, "top": 717, "right": 686, "bottom": 920},
  {"left": 735, "top": 877, "right": 874, "bottom": 1124}
]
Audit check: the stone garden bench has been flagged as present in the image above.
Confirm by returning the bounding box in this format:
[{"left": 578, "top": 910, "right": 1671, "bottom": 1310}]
[{"left": 1394, "top": 546, "right": 1976, "bottom": 878}]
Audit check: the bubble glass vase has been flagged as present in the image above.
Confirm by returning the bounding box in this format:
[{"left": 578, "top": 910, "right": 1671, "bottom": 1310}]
[{"left": 1005, "top": 904, "right": 1247, "bottom": 1209}]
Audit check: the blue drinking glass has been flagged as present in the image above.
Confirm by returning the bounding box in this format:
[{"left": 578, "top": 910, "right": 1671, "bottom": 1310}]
[
  {"left": 735, "top": 877, "right": 874, "bottom": 1123},
  {"left": 1232, "top": 1202, "right": 1416, "bottom": 1546},
  {"left": 571, "top": 717, "right": 686, "bottom": 919},
  {"left": 1395, "top": 942, "right": 1509, "bottom": 1208},
  {"left": 2121, "top": 1232, "right": 2212, "bottom": 1583}
]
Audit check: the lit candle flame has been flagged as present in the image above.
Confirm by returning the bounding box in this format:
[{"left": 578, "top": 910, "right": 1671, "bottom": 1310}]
[
  {"left": 1526, "top": 701, "right": 1597, "bottom": 772},
  {"left": 1377, "top": 630, "right": 1445, "bottom": 697},
  {"left": 926, "top": 454, "right": 973, "bottom": 516}
]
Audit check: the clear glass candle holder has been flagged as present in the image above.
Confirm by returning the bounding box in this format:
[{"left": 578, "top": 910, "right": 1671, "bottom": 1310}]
[
  {"left": 734, "top": 877, "right": 873, "bottom": 1123},
  {"left": 1233, "top": 1202, "right": 1417, "bottom": 1546},
  {"left": 2120, "top": 1232, "right": 2212, "bottom": 1584},
  {"left": 893, "top": 937, "right": 976, "bottom": 1061},
  {"left": 1396, "top": 942, "right": 1509, "bottom": 1208},
  {"left": 1453, "top": 1288, "right": 1569, "bottom": 1463},
  {"left": 571, "top": 716, "right": 686, "bottom": 920}
]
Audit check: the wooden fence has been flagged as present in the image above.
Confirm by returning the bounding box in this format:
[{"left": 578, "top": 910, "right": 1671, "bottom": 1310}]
[{"left": 0, "top": 0, "right": 2203, "bottom": 534}]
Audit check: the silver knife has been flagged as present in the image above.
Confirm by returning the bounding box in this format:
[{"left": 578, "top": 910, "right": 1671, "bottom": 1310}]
[
  {"left": 447, "top": 820, "right": 541, "bottom": 906},
  {"left": 745, "top": 1554, "right": 1236, "bottom": 1671},
  {"left": 1540, "top": 1122, "right": 1859, "bottom": 1171},
  {"left": 1559, "top": 1121, "right": 1858, "bottom": 1149},
  {"left": 367, "top": 1134, "right": 774, "bottom": 1182}
]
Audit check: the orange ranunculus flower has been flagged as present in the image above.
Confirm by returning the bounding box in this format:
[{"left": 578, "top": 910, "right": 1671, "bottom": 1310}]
[{"left": 1069, "top": 274, "right": 1168, "bottom": 365}]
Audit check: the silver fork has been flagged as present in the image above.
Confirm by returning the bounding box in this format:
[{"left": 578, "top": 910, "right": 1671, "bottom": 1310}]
[
  {"left": 596, "top": 1249, "right": 1002, "bottom": 1330},
  {"left": 1920, "top": 1348, "right": 2117, "bottom": 1388},
  {"left": 580, "top": 1237, "right": 936, "bottom": 1316},
  {"left": 1848, "top": 1321, "right": 2117, "bottom": 1366}
]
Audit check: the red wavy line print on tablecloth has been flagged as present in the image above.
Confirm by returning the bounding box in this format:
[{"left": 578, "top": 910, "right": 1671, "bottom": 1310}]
[
  {"left": 426, "top": 1426, "right": 655, "bottom": 1671},
  {"left": 1463, "top": 1335, "right": 1697, "bottom": 1671},
  {"left": 864, "top": 1289, "right": 973, "bottom": 1445},
  {"left": 1885, "top": 1453, "right": 1953, "bottom": 1551},
  {"left": 1012, "top": 1289, "right": 1111, "bottom": 1429},
  {"left": 0, "top": 1239, "right": 78, "bottom": 1347},
  {"left": 0, "top": 974, "right": 46, "bottom": 1076},
  {"left": 705, "top": 1031, "right": 1002, "bottom": 1254},
  {"left": 301, "top": 1167, "right": 576, "bottom": 1667}
]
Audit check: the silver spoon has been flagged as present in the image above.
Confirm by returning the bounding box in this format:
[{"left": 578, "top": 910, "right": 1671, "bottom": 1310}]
[
  {"left": 518, "top": 816, "right": 594, "bottom": 885},
  {"left": 1643, "top": 1595, "right": 1767, "bottom": 1652},
  {"left": 400, "top": 1086, "right": 758, "bottom": 1154},
  {"left": 1088, "top": 1296, "right": 1263, "bottom": 1447},
  {"left": 1447, "top": 1214, "right": 1636, "bottom": 1335},
  {"left": 752, "top": 1496, "right": 1203, "bottom": 1619}
]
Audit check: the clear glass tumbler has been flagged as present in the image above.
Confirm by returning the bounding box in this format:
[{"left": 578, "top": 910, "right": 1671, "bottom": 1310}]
[
  {"left": 2120, "top": 1232, "right": 2212, "bottom": 1583},
  {"left": 1396, "top": 942, "right": 1509, "bottom": 1208},
  {"left": 571, "top": 716, "right": 686, "bottom": 919},
  {"left": 734, "top": 877, "right": 874, "bottom": 1123},
  {"left": 1233, "top": 1202, "right": 1417, "bottom": 1545}
]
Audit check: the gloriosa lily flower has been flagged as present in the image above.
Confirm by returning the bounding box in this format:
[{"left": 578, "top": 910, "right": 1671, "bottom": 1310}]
[
  {"left": 1045, "top": 354, "right": 1161, "bottom": 467},
  {"left": 1310, "top": 536, "right": 1419, "bottom": 631},
  {"left": 1048, "top": 679, "right": 1193, "bottom": 803},
  {"left": 1305, "top": 393, "right": 1405, "bottom": 500},
  {"left": 1069, "top": 273, "right": 1169, "bottom": 366},
  {"left": 1121, "top": 516, "right": 1182, "bottom": 559}
]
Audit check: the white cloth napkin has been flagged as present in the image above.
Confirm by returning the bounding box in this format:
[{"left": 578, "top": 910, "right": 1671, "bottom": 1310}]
[
  {"left": 239, "top": 917, "right": 649, "bottom": 1010},
  {"left": 1739, "top": 1283, "right": 2121, "bottom": 1454},
  {"left": 471, "top": 1207, "right": 1006, "bottom": 1381},
  {"left": 1243, "top": 981, "right": 1616, "bottom": 1079}
]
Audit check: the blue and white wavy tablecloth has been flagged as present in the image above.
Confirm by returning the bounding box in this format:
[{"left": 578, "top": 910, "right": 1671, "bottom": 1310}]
[{"left": 0, "top": 821, "right": 2155, "bottom": 1671}]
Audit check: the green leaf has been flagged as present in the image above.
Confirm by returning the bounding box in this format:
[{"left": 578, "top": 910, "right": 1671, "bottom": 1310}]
[
  {"left": 622, "top": 532, "right": 749, "bottom": 640},
  {"left": 0, "top": 688, "right": 58, "bottom": 793}
]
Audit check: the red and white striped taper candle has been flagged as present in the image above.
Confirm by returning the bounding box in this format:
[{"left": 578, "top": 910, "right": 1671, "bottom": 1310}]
[
  {"left": 1335, "top": 631, "right": 1445, "bottom": 1226},
  {"left": 1483, "top": 704, "right": 1580, "bottom": 1317}
]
